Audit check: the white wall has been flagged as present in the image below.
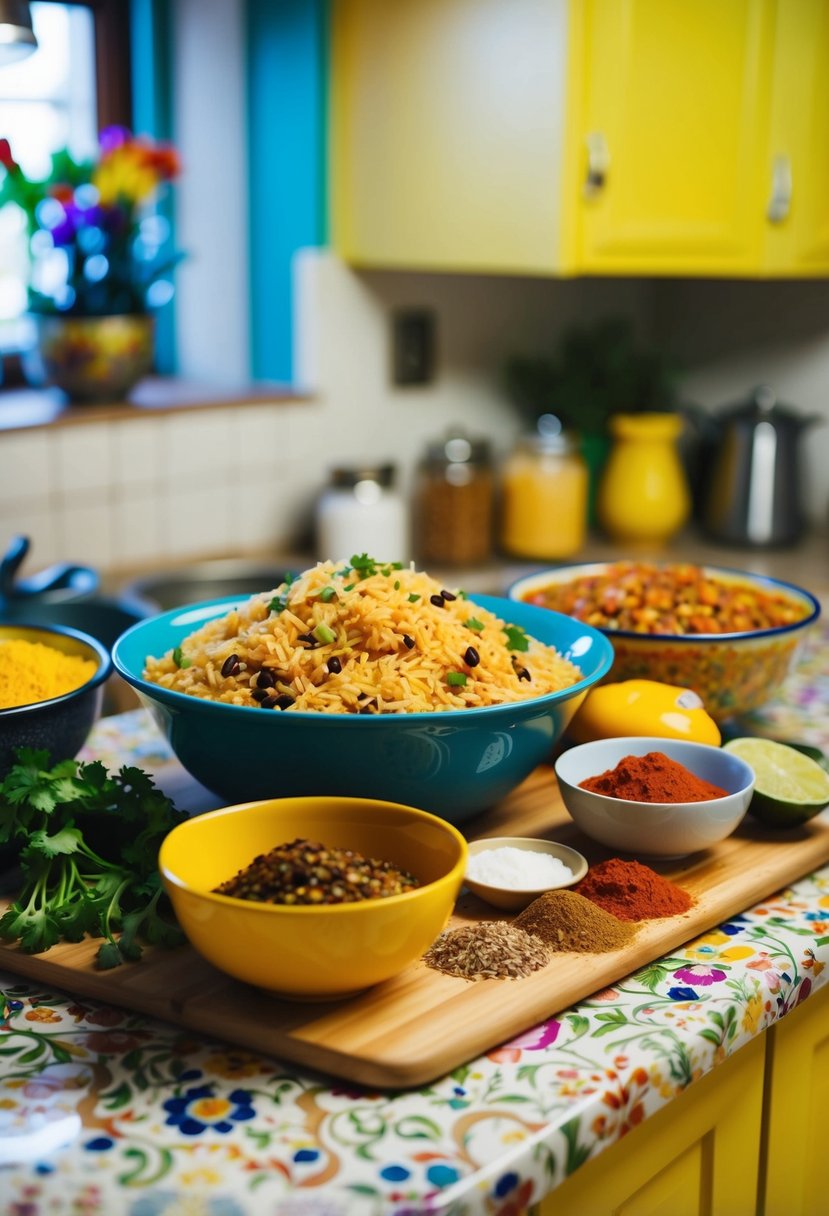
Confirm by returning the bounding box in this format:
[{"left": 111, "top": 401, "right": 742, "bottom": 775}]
[
  {"left": 172, "top": 0, "right": 249, "bottom": 384},
  {"left": 654, "top": 278, "right": 829, "bottom": 524},
  {"left": 292, "top": 249, "right": 653, "bottom": 503}
]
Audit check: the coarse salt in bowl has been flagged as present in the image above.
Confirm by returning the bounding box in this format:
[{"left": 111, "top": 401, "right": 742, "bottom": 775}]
[{"left": 463, "top": 836, "right": 588, "bottom": 911}]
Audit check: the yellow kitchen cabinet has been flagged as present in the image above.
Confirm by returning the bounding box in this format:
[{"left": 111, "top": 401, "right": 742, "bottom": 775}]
[
  {"left": 571, "top": 0, "right": 775, "bottom": 276},
  {"left": 760, "top": 983, "right": 829, "bottom": 1215},
  {"left": 330, "top": 0, "right": 829, "bottom": 280},
  {"left": 763, "top": 0, "right": 829, "bottom": 275},
  {"left": 329, "top": 0, "right": 575, "bottom": 274},
  {"left": 528, "top": 1035, "right": 765, "bottom": 1214}
]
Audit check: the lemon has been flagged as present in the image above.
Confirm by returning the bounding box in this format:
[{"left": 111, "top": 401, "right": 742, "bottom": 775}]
[
  {"left": 567, "top": 679, "right": 721, "bottom": 746},
  {"left": 723, "top": 737, "right": 829, "bottom": 828}
]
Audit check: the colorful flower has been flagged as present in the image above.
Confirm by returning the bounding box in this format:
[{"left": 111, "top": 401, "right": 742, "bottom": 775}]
[
  {"left": 162, "top": 1085, "right": 255, "bottom": 1136},
  {"left": 674, "top": 965, "right": 727, "bottom": 986}
]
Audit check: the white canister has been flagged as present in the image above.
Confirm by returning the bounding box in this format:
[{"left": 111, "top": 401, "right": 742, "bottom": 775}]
[{"left": 316, "top": 464, "right": 410, "bottom": 563}]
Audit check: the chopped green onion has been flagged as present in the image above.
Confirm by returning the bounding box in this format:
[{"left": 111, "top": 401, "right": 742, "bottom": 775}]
[
  {"left": 465, "top": 617, "right": 485, "bottom": 632},
  {"left": 408, "top": 593, "right": 420, "bottom": 603},
  {"left": 503, "top": 624, "right": 530, "bottom": 653},
  {"left": 172, "top": 646, "right": 192, "bottom": 669},
  {"left": 313, "top": 622, "right": 336, "bottom": 644},
  {"left": 343, "top": 583, "right": 355, "bottom": 592},
  {"left": 446, "top": 671, "right": 468, "bottom": 687},
  {"left": 318, "top": 586, "right": 337, "bottom": 602},
  {"left": 394, "top": 580, "right": 400, "bottom": 590}
]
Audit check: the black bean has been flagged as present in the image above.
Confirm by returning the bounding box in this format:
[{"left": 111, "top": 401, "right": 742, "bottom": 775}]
[
  {"left": 251, "top": 688, "right": 269, "bottom": 703},
  {"left": 275, "top": 694, "right": 295, "bottom": 710},
  {"left": 440, "top": 589, "right": 457, "bottom": 601},
  {"left": 221, "top": 653, "right": 240, "bottom": 678},
  {"left": 402, "top": 635, "right": 415, "bottom": 649},
  {"left": 297, "top": 632, "right": 317, "bottom": 646},
  {"left": 430, "top": 594, "right": 445, "bottom": 608},
  {"left": 261, "top": 695, "right": 280, "bottom": 709},
  {"left": 327, "top": 656, "right": 342, "bottom": 674},
  {"left": 256, "top": 669, "right": 275, "bottom": 689},
  {"left": 463, "top": 646, "right": 480, "bottom": 667}
]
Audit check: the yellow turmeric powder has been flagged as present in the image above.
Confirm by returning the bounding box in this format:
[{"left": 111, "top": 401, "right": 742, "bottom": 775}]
[{"left": 0, "top": 638, "right": 97, "bottom": 709}]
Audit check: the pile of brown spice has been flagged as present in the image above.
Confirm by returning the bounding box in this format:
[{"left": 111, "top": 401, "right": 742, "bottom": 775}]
[
  {"left": 574, "top": 857, "right": 693, "bottom": 921},
  {"left": 423, "top": 921, "right": 551, "bottom": 980},
  {"left": 213, "top": 838, "right": 420, "bottom": 905},
  {"left": 514, "top": 889, "right": 638, "bottom": 952}
]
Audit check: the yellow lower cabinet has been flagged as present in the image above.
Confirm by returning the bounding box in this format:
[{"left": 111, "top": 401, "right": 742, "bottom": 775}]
[
  {"left": 534, "top": 1035, "right": 765, "bottom": 1216},
  {"left": 760, "top": 983, "right": 829, "bottom": 1216}
]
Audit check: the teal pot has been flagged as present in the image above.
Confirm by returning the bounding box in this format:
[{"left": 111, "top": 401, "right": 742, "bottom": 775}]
[
  {"left": 32, "top": 313, "right": 154, "bottom": 403},
  {"left": 112, "top": 594, "right": 614, "bottom": 823}
]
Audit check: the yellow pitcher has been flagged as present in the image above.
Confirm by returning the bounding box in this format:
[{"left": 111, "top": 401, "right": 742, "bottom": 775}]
[{"left": 597, "top": 413, "right": 691, "bottom": 543}]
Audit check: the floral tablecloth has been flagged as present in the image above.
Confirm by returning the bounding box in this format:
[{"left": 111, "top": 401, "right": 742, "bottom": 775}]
[{"left": 2, "top": 619, "right": 829, "bottom": 1216}]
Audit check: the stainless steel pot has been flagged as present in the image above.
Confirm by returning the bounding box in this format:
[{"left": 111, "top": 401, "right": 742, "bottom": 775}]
[{"left": 700, "top": 386, "right": 821, "bottom": 547}]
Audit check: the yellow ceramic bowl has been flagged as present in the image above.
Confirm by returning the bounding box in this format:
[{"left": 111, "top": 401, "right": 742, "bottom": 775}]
[{"left": 159, "top": 796, "right": 468, "bottom": 999}]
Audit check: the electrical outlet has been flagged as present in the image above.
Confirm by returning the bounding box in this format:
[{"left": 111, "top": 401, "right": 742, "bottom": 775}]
[{"left": 392, "top": 309, "right": 436, "bottom": 386}]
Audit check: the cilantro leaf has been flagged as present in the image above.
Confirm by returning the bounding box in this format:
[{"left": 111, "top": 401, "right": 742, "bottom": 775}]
[{"left": 503, "top": 624, "right": 530, "bottom": 652}]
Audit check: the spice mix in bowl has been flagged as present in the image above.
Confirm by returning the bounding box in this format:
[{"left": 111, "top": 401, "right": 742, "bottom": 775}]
[{"left": 555, "top": 737, "right": 755, "bottom": 857}]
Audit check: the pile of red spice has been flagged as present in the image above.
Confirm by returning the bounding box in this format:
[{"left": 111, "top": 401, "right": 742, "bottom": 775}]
[
  {"left": 574, "top": 857, "right": 693, "bottom": 921},
  {"left": 579, "top": 751, "right": 727, "bottom": 803}
]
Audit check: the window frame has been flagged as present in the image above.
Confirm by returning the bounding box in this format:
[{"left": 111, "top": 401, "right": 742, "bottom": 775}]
[{"left": 41, "top": 0, "right": 133, "bottom": 129}]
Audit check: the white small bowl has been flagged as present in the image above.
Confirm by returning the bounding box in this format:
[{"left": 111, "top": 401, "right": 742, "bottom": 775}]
[
  {"left": 554, "top": 737, "right": 754, "bottom": 858},
  {"left": 463, "top": 836, "right": 588, "bottom": 911}
]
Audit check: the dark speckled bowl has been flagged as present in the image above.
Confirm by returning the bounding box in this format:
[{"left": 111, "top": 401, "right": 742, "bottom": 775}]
[{"left": 0, "top": 622, "right": 112, "bottom": 777}]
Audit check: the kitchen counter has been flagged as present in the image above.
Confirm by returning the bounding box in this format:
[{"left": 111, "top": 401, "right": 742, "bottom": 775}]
[{"left": 2, "top": 607, "right": 829, "bottom": 1214}]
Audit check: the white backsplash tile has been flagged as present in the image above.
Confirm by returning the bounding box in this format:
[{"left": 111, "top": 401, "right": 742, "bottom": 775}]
[
  {"left": 111, "top": 417, "right": 166, "bottom": 489},
  {"left": 161, "top": 480, "right": 232, "bottom": 558},
  {"left": 56, "top": 492, "right": 115, "bottom": 568},
  {"left": 54, "top": 423, "right": 114, "bottom": 493},
  {"left": 162, "top": 411, "right": 234, "bottom": 483},
  {"left": 0, "top": 431, "right": 53, "bottom": 506},
  {"left": 112, "top": 489, "right": 164, "bottom": 565}
]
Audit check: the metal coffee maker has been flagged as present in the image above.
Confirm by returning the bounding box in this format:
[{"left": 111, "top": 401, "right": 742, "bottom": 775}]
[{"left": 700, "top": 385, "right": 820, "bottom": 547}]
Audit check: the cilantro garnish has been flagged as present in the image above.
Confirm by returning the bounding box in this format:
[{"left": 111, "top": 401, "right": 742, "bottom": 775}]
[
  {"left": 503, "top": 624, "right": 530, "bottom": 652},
  {"left": 408, "top": 594, "right": 420, "bottom": 603},
  {"left": 465, "top": 617, "right": 485, "bottom": 632},
  {"left": 172, "top": 646, "right": 191, "bottom": 669},
  {"left": 0, "top": 749, "right": 186, "bottom": 968}
]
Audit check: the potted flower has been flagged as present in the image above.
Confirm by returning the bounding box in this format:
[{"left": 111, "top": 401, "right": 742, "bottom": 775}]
[{"left": 0, "top": 126, "right": 182, "bottom": 402}]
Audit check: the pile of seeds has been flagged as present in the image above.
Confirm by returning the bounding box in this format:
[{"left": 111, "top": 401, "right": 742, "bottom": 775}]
[
  {"left": 514, "top": 890, "right": 637, "bottom": 952},
  {"left": 423, "top": 921, "right": 551, "bottom": 980},
  {"left": 213, "top": 838, "right": 420, "bottom": 905}
]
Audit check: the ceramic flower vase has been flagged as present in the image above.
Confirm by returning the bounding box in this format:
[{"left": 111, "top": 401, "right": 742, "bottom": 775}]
[
  {"left": 596, "top": 412, "right": 691, "bottom": 543},
  {"left": 32, "top": 314, "right": 155, "bottom": 403}
]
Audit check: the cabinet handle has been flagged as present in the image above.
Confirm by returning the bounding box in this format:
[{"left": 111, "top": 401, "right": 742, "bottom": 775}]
[
  {"left": 584, "top": 132, "right": 610, "bottom": 197},
  {"left": 767, "top": 154, "right": 792, "bottom": 224}
]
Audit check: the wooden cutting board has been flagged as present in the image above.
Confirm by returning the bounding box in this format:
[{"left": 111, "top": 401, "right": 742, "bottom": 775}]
[{"left": 2, "top": 765, "right": 829, "bottom": 1089}]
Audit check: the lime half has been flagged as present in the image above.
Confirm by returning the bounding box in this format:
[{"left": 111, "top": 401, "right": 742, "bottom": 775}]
[{"left": 723, "top": 737, "right": 829, "bottom": 829}]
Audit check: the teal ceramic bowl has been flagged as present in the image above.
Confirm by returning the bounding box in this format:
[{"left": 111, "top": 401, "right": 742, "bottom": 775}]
[{"left": 112, "top": 594, "right": 614, "bottom": 822}]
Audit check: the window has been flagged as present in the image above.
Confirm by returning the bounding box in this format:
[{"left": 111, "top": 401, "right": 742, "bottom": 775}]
[{"left": 0, "top": 0, "right": 131, "bottom": 362}]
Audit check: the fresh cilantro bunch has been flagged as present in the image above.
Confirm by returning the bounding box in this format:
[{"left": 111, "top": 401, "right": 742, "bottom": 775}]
[{"left": 0, "top": 749, "right": 187, "bottom": 968}]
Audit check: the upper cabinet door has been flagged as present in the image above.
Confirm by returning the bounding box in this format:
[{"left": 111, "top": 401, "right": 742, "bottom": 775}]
[
  {"left": 570, "top": 0, "right": 775, "bottom": 275},
  {"left": 330, "top": 0, "right": 573, "bottom": 274},
  {"left": 764, "top": 0, "right": 829, "bottom": 275}
]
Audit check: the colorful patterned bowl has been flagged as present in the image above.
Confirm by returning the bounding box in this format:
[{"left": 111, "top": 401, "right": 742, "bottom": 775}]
[{"left": 509, "top": 563, "right": 820, "bottom": 722}]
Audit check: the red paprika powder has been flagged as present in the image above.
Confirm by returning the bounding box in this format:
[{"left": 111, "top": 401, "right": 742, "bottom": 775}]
[
  {"left": 579, "top": 751, "right": 727, "bottom": 803},
  {"left": 575, "top": 857, "right": 692, "bottom": 920}
]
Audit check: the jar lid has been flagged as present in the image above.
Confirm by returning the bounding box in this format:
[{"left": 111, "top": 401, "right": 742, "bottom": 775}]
[
  {"left": 424, "top": 430, "right": 491, "bottom": 466},
  {"left": 328, "top": 463, "right": 396, "bottom": 488},
  {"left": 521, "top": 414, "right": 580, "bottom": 454}
]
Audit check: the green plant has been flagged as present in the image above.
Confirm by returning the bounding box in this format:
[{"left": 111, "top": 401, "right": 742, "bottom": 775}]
[
  {"left": 0, "top": 126, "right": 182, "bottom": 317},
  {"left": 504, "top": 317, "right": 681, "bottom": 435}
]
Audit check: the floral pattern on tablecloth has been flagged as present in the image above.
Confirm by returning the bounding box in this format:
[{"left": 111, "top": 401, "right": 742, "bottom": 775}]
[
  {"left": 3, "top": 616, "right": 829, "bottom": 1216},
  {"left": 2, "top": 870, "right": 828, "bottom": 1216}
]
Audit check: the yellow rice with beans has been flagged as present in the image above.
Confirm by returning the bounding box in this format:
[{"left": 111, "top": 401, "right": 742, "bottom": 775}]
[{"left": 143, "top": 557, "right": 582, "bottom": 714}]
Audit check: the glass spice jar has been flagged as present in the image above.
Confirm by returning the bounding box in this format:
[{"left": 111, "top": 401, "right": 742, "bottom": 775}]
[
  {"left": 316, "top": 463, "right": 410, "bottom": 563},
  {"left": 414, "top": 431, "right": 495, "bottom": 566},
  {"left": 499, "top": 415, "right": 588, "bottom": 560}
]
